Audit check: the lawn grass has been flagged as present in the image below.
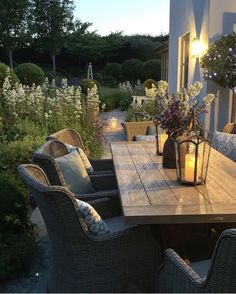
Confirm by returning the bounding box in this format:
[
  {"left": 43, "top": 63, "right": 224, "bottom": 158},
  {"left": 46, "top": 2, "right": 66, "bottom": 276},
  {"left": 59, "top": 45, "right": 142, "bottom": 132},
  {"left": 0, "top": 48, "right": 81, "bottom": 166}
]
[{"left": 100, "top": 86, "right": 123, "bottom": 111}]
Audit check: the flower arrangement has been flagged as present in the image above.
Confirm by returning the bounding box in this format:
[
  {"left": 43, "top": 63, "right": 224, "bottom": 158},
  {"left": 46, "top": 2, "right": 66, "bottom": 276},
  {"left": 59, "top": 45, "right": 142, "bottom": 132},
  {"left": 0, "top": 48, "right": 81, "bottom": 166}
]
[{"left": 155, "top": 81, "right": 215, "bottom": 134}]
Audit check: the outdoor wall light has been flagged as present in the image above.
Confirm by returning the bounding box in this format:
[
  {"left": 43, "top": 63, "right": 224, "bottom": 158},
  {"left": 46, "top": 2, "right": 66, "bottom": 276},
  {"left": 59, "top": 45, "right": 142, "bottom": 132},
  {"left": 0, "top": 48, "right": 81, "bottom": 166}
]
[{"left": 192, "top": 37, "right": 206, "bottom": 58}]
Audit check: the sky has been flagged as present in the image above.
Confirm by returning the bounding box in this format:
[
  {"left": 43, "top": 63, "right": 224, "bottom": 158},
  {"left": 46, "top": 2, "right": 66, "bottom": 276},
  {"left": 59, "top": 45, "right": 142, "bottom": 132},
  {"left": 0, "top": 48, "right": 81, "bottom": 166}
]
[{"left": 74, "top": 0, "right": 170, "bottom": 36}]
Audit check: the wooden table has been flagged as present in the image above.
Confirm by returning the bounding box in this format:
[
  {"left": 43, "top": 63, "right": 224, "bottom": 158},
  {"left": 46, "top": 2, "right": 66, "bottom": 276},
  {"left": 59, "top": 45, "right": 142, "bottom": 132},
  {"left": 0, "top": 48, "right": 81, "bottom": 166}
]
[{"left": 111, "top": 142, "right": 236, "bottom": 225}]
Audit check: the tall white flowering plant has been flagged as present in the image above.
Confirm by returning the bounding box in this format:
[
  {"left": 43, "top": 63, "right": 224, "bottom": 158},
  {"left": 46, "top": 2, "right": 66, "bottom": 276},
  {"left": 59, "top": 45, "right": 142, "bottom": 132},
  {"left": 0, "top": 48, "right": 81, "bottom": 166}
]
[
  {"left": 155, "top": 80, "right": 215, "bottom": 134},
  {"left": 0, "top": 68, "right": 105, "bottom": 152}
]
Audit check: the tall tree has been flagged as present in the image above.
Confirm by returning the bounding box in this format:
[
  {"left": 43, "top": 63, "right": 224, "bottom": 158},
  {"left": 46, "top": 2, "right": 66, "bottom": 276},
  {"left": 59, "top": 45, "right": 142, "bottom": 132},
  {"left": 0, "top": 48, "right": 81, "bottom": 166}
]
[
  {"left": 33, "top": 0, "right": 74, "bottom": 74},
  {"left": 102, "top": 32, "right": 124, "bottom": 64},
  {"left": 201, "top": 32, "right": 236, "bottom": 122},
  {"left": 0, "top": 0, "right": 31, "bottom": 68},
  {"left": 68, "top": 21, "right": 107, "bottom": 69}
]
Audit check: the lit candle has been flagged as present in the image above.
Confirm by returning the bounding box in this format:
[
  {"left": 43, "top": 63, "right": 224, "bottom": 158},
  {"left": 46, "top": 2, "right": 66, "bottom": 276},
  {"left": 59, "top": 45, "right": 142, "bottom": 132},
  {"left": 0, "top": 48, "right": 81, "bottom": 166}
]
[
  {"left": 184, "top": 153, "right": 200, "bottom": 182},
  {"left": 110, "top": 117, "right": 118, "bottom": 129},
  {"left": 159, "top": 133, "right": 168, "bottom": 153}
]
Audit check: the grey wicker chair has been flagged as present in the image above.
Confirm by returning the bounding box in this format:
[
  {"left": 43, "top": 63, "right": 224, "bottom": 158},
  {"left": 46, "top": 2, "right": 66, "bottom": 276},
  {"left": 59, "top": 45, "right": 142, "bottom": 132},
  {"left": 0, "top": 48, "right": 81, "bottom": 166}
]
[
  {"left": 156, "top": 229, "right": 236, "bottom": 293},
  {"left": 32, "top": 140, "right": 118, "bottom": 201},
  {"left": 223, "top": 123, "right": 236, "bottom": 134},
  {"left": 18, "top": 164, "right": 161, "bottom": 293},
  {"left": 46, "top": 128, "right": 114, "bottom": 174}
]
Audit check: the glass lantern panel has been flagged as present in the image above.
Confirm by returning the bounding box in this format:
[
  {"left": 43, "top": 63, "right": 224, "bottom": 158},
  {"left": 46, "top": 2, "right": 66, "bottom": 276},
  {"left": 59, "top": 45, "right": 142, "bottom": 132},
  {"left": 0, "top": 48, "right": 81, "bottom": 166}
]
[
  {"left": 200, "top": 141, "right": 211, "bottom": 182},
  {"left": 182, "top": 142, "right": 200, "bottom": 183},
  {"left": 178, "top": 141, "right": 191, "bottom": 183}
]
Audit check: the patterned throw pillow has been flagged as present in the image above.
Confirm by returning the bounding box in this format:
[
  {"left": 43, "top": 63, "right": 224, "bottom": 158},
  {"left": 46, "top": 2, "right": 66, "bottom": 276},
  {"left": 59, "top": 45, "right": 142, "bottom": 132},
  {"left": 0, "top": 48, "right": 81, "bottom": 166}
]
[
  {"left": 212, "top": 131, "right": 236, "bottom": 161},
  {"left": 55, "top": 150, "right": 95, "bottom": 194},
  {"left": 66, "top": 144, "right": 94, "bottom": 173},
  {"left": 76, "top": 199, "right": 109, "bottom": 235},
  {"left": 135, "top": 135, "right": 156, "bottom": 142}
]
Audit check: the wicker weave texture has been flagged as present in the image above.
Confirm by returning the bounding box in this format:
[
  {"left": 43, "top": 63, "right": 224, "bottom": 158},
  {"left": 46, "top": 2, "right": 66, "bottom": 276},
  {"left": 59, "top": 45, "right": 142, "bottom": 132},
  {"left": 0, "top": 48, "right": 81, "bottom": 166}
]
[
  {"left": 18, "top": 164, "right": 161, "bottom": 293},
  {"left": 47, "top": 128, "right": 87, "bottom": 154},
  {"left": 157, "top": 229, "right": 236, "bottom": 293},
  {"left": 121, "top": 121, "right": 155, "bottom": 141}
]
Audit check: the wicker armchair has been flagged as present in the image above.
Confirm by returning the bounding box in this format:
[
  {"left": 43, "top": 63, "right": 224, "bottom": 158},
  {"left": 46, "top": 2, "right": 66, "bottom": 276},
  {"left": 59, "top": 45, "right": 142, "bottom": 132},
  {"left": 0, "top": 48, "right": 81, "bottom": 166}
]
[
  {"left": 47, "top": 128, "right": 114, "bottom": 174},
  {"left": 32, "top": 140, "right": 118, "bottom": 200},
  {"left": 18, "top": 164, "right": 161, "bottom": 293},
  {"left": 156, "top": 229, "right": 236, "bottom": 293},
  {"left": 121, "top": 121, "right": 155, "bottom": 141},
  {"left": 223, "top": 123, "right": 236, "bottom": 134}
]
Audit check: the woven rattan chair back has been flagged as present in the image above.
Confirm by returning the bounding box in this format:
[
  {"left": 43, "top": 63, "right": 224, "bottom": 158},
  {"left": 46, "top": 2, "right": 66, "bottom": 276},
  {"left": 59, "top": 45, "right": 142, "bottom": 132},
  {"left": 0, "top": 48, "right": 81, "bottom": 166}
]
[
  {"left": 18, "top": 164, "right": 161, "bottom": 293},
  {"left": 17, "top": 164, "right": 91, "bottom": 292},
  {"left": 204, "top": 229, "right": 236, "bottom": 292},
  {"left": 32, "top": 140, "right": 68, "bottom": 186},
  {"left": 47, "top": 128, "right": 87, "bottom": 153},
  {"left": 223, "top": 123, "right": 236, "bottom": 134}
]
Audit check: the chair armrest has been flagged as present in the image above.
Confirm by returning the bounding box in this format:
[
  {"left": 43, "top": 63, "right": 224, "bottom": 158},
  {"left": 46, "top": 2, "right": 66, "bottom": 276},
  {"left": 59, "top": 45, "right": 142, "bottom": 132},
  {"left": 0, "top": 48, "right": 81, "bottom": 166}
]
[
  {"left": 157, "top": 249, "right": 205, "bottom": 293},
  {"left": 88, "top": 197, "right": 121, "bottom": 219},
  {"left": 78, "top": 189, "right": 118, "bottom": 200},
  {"left": 90, "top": 159, "right": 114, "bottom": 172},
  {"left": 90, "top": 174, "right": 117, "bottom": 190}
]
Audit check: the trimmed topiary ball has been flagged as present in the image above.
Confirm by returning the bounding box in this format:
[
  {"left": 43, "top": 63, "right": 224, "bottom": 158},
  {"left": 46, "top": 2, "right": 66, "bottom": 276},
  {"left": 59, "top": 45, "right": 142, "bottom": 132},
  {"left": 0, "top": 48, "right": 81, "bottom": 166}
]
[
  {"left": 121, "top": 59, "right": 143, "bottom": 82},
  {"left": 15, "top": 63, "right": 45, "bottom": 86},
  {"left": 142, "top": 59, "right": 161, "bottom": 81},
  {"left": 104, "top": 63, "right": 121, "bottom": 80},
  {"left": 93, "top": 73, "right": 103, "bottom": 84},
  {"left": 79, "top": 79, "right": 100, "bottom": 94},
  {"left": 144, "top": 78, "right": 158, "bottom": 89},
  {"left": 0, "top": 62, "right": 19, "bottom": 87}
]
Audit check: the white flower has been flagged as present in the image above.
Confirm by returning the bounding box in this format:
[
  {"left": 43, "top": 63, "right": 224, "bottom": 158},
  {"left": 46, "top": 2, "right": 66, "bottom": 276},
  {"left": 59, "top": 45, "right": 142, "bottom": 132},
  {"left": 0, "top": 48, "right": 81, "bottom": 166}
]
[{"left": 203, "top": 93, "right": 215, "bottom": 105}]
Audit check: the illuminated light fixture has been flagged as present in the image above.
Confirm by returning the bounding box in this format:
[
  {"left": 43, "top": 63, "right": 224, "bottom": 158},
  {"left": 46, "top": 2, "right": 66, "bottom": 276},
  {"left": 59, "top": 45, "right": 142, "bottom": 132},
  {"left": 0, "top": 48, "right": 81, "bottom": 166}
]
[
  {"left": 191, "top": 37, "right": 206, "bottom": 58},
  {"left": 172, "top": 116, "right": 211, "bottom": 185},
  {"left": 110, "top": 117, "right": 118, "bottom": 130}
]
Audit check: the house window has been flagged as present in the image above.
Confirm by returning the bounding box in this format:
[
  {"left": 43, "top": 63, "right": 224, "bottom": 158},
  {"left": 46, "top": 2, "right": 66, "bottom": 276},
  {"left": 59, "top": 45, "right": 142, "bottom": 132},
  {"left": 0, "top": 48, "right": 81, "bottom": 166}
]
[
  {"left": 179, "top": 33, "right": 190, "bottom": 90},
  {"left": 161, "top": 48, "right": 169, "bottom": 81}
]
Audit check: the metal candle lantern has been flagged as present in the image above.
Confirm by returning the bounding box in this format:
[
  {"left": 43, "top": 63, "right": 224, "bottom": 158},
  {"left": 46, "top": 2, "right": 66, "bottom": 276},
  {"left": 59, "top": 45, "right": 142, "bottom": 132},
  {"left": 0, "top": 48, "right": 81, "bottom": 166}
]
[
  {"left": 172, "top": 119, "right": 211, "bottom": 185},
  {"left": 110, "top": 117, "right": 118, "bottom": 130}
]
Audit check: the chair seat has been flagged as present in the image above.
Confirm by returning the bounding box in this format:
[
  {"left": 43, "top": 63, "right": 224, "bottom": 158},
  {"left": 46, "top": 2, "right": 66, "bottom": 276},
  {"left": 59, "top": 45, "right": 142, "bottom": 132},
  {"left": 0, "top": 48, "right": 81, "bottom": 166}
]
[
  {"left": 105, "top": 216, "right": 136, "bottom": 233},
  {"left": 190, "top": 259, "right": 211, "bottom": 278}
]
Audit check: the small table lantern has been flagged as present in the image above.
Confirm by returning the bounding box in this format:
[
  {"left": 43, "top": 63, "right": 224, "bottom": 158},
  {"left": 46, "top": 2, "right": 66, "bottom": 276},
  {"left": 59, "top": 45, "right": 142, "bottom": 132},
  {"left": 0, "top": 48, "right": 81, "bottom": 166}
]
[
  {"left": 110, "top": 117, "right": 118, "bottom": 130},
  {"left": 172, "top": 119, "right": 211, "bottom": 185}
]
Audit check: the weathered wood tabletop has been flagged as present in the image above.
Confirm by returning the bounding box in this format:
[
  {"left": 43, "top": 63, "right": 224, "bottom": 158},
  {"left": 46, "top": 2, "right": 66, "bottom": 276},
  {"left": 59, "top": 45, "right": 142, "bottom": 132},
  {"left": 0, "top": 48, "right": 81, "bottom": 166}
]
[{"left": 111, "top": 142, "right": 236, "bottom": 224}]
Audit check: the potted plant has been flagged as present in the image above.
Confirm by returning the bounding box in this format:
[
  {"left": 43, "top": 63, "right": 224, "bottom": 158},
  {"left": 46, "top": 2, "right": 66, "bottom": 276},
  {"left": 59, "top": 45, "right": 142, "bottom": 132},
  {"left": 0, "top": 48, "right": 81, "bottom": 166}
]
[
  {"left": 121, "top": 104, "right": 156, "bottom": 141},
  {"left": 154, "top": 81, "right": 215, "bottom": 168}
]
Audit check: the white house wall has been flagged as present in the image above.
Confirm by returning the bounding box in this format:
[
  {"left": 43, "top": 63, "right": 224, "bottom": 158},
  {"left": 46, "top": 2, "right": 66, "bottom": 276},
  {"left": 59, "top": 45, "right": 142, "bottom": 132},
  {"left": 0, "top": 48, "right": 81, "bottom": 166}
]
[{"left": 168, "top": 0, "right": 236, "bottom": 131}]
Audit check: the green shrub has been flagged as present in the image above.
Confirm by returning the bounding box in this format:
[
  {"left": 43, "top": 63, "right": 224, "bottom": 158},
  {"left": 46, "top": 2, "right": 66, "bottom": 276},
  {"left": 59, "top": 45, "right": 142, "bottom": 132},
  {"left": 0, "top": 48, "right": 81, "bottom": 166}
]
[
  {"left": 144, "top": 78, "right": 158, "bottom": 89},
  {"left": 142, "top": 59, "right": 161, "bottom": 81},
  {"left": 15, "top": 63, "right": 45, "bottom": 86},
  {"left": 0, "top": 131, "right": 45, "bottom": 174},
  {"left": 121, "top": 59, "right": 143, "bottom": 81},
  {"left": 0, "top": 62, "right": 19, "bottom": 87},
  {"left": 100, "top": 87, "right": 123, "bottom": 111},
  {"left": 103, "top": 75, "right": 116, "bottom": 87},
  {"left": 79, "top": 79, "right": 100, "bottom": 94},
  {"left": 0, "top": 173, "right": 35, "bottom": 281},
  {"left": 93, "top": 73, "right": 103, "bottom": 84},
  {"left": 119, "top": 97, "right": 131, "bottom": 111},
  {"left": 104, "top": 63, "right": 121, "bottom": 80}
]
